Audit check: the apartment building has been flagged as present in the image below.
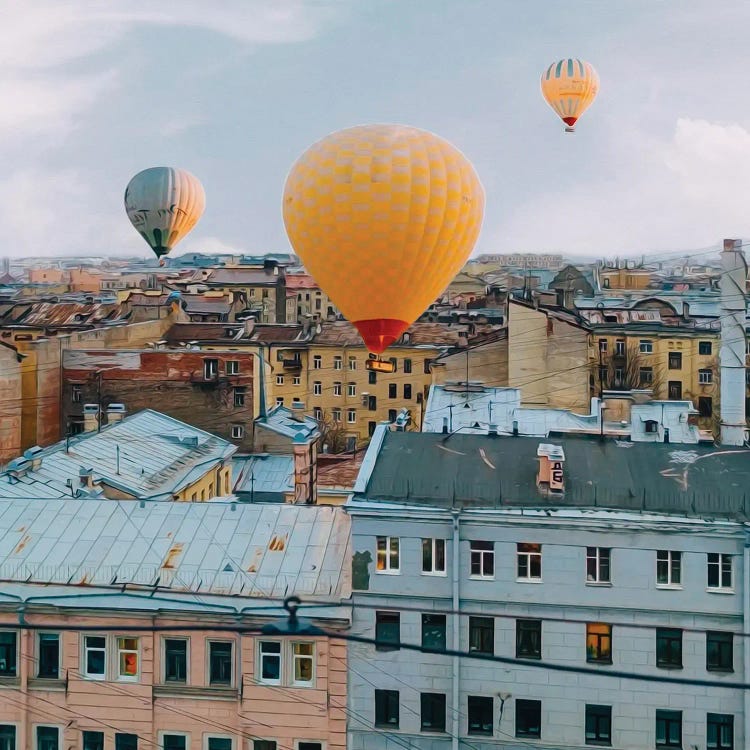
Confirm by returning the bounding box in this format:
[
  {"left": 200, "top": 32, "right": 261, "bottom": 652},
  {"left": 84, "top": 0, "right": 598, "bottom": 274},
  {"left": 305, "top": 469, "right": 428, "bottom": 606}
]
[
  {"left": 347, "top": 427, "right": 749, "bottom": 750},
  {"left": 0, "top": 498, "right": 350, "bottom": 750}
]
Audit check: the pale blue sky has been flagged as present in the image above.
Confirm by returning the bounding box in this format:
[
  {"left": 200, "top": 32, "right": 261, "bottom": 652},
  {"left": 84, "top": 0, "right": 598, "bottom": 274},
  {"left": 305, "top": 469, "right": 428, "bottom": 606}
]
[{"left": 3, "top": 0, "right": 750, "bottom": 259}]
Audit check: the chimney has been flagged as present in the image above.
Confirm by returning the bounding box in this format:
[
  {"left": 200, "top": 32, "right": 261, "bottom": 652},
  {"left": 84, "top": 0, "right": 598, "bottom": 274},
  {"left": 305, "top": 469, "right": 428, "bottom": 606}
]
[
  {"left": 79, "top": 466, "right": 94, "bottom": 488},
  {"left": 292, "top": 432, "right": 318, "bottom": 505},
  {"left": 682, "top": 301, "right": 690, "bottom": 321},
  {"left": 23, "top": 446, "right": 44, "bottom": 471},
  {"left": 719, "top": 239, "right": 748, "bottom": 446},
  {"left": 243, "top": 317, "right": 255, "bottom": 337},
  {"left": 536, "top": 443, "right": 565, "bottom": 494},
  {"left": 106, "top": 403, "right": 126, "bottom": 424},
  {"left": 83, "top": 404, "right": 99, "bottom": 432}
]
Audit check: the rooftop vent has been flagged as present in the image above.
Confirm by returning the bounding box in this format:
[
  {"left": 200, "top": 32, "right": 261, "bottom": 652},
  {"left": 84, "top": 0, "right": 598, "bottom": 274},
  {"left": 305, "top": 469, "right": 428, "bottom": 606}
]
[
  {"left": 536, "top": 443, "right": 565, "bottom": 495},
  {"left": 23, "top": 445, "right": 44, "bottom": 471}
]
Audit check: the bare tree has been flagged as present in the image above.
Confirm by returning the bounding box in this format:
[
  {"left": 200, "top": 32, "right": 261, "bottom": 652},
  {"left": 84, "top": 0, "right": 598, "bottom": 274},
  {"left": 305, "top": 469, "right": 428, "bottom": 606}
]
[
  {"left": 317, "top": 410, "right": 349, "bottom": 454},
  {"left": 592, "top": 342, "right": 664, "bottom": 394}
]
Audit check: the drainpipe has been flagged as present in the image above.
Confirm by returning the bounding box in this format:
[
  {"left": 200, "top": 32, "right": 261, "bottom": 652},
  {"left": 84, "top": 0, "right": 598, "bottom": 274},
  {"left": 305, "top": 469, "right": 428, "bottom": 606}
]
[
  {"left": 451, "top": 509, "right": 461, "bottom": 750},
  {"left": 17, "top": 603, "right": 28, "bottom": 750},
  {"left": 744, "top": 529, "right": 750, "bottom": 748}
]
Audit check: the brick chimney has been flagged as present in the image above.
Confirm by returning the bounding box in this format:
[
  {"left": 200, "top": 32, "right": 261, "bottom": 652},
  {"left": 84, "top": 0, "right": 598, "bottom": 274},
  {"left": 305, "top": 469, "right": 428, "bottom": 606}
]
[
  {"left": 536, "top": 443, "right": 565, "bottom": 495},
  {"left": 83, "top": 404, "right": 99, "bottom": 433},
  {"left": 292, "top": 431, "right": 318, "bottom": 505},
  {"left": 106, "top": 404, "right": 126, "bottom": 424}
]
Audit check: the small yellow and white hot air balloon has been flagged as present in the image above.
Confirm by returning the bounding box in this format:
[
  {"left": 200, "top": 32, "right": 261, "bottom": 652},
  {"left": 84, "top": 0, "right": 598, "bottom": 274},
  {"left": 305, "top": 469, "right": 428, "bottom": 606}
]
[
  {"left": 541, "top": 58, "right": 599, "bottom": 132},
  {"left": 283, "top": 124, "right": 484, "bottom": 354},
  {"left": 124, "top": 167, "right": 205, "bottom": 262}
]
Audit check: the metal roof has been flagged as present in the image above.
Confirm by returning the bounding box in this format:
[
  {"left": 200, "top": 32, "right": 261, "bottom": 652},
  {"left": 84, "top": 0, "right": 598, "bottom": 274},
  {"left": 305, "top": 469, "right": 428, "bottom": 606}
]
[
  {"left": 256, "top": 405, "right": 320, "bottom": 441},
  {"left": 232, "top": 455, "right": 294, "bottom": 501},
  {"left": 0, "top": 409, "right": 236, "bottom": 501},
  {"left": 0, "top": 498, "right": 350, "bottom": 600},
  {"left": 354, "top": 430, "right": 750, "bottom": 518}
]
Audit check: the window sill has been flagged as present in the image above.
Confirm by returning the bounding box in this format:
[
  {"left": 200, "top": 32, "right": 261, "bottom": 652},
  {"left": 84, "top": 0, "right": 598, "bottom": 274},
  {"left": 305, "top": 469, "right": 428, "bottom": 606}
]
[
  {"left": 375, "top": 570, "right": 401, "bottom": 576},
  {"left": 586, "top": 660, "right": 613, "bottom": 666},
  {"left": 706, "top": 667, "right": 734, "bottom": 674},
  {"left": 28, "top": 678, "right": 65, "bottom": 691},
  {"left": 469, "top": 575, "right": 495, "bottom": 581},
  {"left": 656, "top": 664, "right": 683, "bottom": 670},
  {"left": 706, "top": 588, "right": 735, "bottom": 595},
  {"left": 421, "top": 571, "right": 448, "bottom": 577},
  {"left": 656, "top": 584, "right": 683, "bottom": 590},
  {"left": 585, "top": 581, "right": 612, "bottom": 587},
  {"left": 0, "top": 677, "right": 20, "bottom": 688},
  {"left": 154, "top": 684, "right": 239, "bottom": 700},
  {"left": 516, "top": 578, "right": 543, "bottom": 584}
]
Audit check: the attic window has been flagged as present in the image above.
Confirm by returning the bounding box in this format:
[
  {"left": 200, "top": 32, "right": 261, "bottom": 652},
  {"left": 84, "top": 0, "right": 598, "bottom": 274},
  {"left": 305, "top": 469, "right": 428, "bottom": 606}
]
[
  {"left": 644, "top": 420, "right": 659, "bottom": 434},
  {"left": 604, "top": 315, "right": 617, "bottom": 323}
]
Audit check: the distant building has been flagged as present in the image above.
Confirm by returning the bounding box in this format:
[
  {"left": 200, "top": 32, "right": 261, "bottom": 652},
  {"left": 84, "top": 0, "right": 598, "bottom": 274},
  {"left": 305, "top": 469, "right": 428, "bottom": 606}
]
[{"left": 0, "top": 341, "right": 23, "bottom": 464}]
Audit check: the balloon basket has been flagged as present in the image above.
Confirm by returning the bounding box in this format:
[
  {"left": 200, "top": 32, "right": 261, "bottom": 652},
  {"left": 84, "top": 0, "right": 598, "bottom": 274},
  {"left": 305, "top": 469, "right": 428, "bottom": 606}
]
[{"left": 564, "top": 126, "right": 576, "bottom": 133}]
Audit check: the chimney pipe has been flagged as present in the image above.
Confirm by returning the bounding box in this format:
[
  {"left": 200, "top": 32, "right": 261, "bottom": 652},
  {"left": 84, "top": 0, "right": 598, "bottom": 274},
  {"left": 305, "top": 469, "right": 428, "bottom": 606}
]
[
  {"left": 82, "top": 404, "right": 99, "bottom": 433},
  {"left": 536, "top": 443, "right": 565, "bottom": 494},
  {"left": 719, "top": 239, "right": 747, "bottom": 446},
  {"left": 106, "top": 403, "right": 126, "bottom": 424}
]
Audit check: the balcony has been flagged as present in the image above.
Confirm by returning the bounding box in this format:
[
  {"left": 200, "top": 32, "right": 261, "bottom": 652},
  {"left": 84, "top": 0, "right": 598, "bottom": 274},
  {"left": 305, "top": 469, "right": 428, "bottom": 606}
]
[{"left": 281, "top": 357, "right": 303, "bottom": 371}]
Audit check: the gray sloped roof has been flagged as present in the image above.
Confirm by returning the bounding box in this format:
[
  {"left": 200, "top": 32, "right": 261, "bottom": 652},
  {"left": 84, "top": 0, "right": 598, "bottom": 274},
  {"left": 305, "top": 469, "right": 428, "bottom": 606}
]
[{"left": 356, "top": 431, "right": 750, "bottom": 518}]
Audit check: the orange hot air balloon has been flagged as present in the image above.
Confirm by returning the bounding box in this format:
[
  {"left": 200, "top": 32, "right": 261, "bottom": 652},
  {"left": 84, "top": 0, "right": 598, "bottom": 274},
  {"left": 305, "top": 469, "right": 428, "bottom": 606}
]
[
  {"left": 282, "top": 124, "right": 485, "bottom": 353},
  {"left": 541, "top": 58, "right": 599, "bottom": 132}
]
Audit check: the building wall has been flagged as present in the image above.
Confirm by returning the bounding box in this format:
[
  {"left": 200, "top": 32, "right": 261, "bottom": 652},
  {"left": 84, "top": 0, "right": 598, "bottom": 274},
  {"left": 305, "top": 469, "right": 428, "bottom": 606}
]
[
  {"left": 62, "top": 349, "right": 255, "bottom": 451},
  {"left": 68, "top": 268, "right": 101, "bottom": 293},
  {"left": 600, "top": 268, "right": 653, "bottom": 289},
  {"left": 508, "top": 302, "right": 590, "bottom": 411},
  {"left": 0, "top": 608, "right": 347, "bottom": 750},
  {"left": 179, "top": 465, "right": 233, "bottom": 501},
  {"left": 0, "top": 345, "right": 22, "bottom": 465},
  {"left": 27, "top": 268, "right": 65, "bottom": 284},
  {"left": 432, "top": 337, "right": 508, "bottom": 390},
  {"left": 348, "top": 507, "right": 745, "bottom": 750}
]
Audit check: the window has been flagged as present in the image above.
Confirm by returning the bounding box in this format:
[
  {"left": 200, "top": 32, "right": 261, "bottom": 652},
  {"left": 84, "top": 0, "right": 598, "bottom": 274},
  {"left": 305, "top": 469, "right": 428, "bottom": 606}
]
[
  {"left": 422, "top": 538, "right": 446, "bottom": 575},
  {"left": 332, "top": 408, "right": 341, "bottom": 422},
  {"left": 313, "top": 381, "right": 322, "bottom": 396},
  {"left": 598, "top": 338, "right": 607, "bottom": 352},
  {"left": 698, "top": 396, "right": 713, "bottom": 417},
  {"left": 376, "top": 536, "right": 399, "bottom": 573},
  {"left": 469, "top": 617, "right": 494, "bottom": 655},
  {"left": 313, "top": 407, "right": 322, "bottom": 420},
  {"left": 208, "top": 641, "right": 233, "bottom": 685},
  {"left": 614, "top": 366, "right": 624, "bottom": 384},
  {"left": 333, "top": 356, "right": 342, "bottom": 370},
  {"left": 667, "top": 381, "right": 682, "bottom": 400},
  {"left": 347, "top": 382, "right": 356, "bottom": 396},
  {"left": 515, "top": 699, "right": 541, "bottom": 738},
  {"left": 207, "top": 740, "right": 232, "bottom": 750},
  {"left": 0, "top": 632, "right": 16, "bottom": 677},
  {"left": 203, "top": 358, "right": 218, "bottom": 379},
  {"left": 656, "top": 550, "right": 681, "bottom": 587},
  {"left": 368, "top": 371, "right": 377, "bottom": 384},
  {"left": 639, "top": 367, "right": 653, "bottom": 384},
  {"left": 347, "top": 409, "right": 356, "bottom": 423},
  {"left": 586, "top": 623, "right": 612, "bottom": 664},
  {"left": 117, "top": 637, "right": 139, "bottom": 680},
  {"left": 420, "top": 693, "right": 446, "bottom": 733},
  {"left": 83, "top": 635, "right": 105, "bottom": 679},
  {"left": 296, "top": 744, "right": 322, "bottom": 750},
  {"left": 164, "top": 638, "right": 187, "bottom": 683},
  {"left": 375, "top": 689, "right": 399, "bottom": 728},
  {"left": 313, "top": 355, "right": 321, "bottom": 369},
  {"left": 83, "top": 732, "right": 104, "bottom": 750},
  {"left": 516, "top": 543, "right": 541, "bottom": 580},
  {"left": 388, "top": 409, "right": 397, "bottom": 422},
  {"left": 655, "top": 710, "right": 681, "bottom": 748},
  {"left": 231, "top": 424, "right": 244, "bottom": 439},
  {"left": 656, "top": 628, "right": 682, "bottom": 668},
  {"left": 71, "top": 384, "right": 82, "bottom": 403},
  {"left": 639, "top": 339, "right": 653, "bottom": 354},
  {"left": 0, "top": 726, "right": 15, "bottom": 750},
  {"left": 421, "top": 614, "right": 446, "bottom": 651},
  {"left": 699, "top": 368, "right": 713, "bottom": 384},
  {"left": 404, "top": 359, "right": 412, "bottom": 373},
  {"left": 470, "top": 541, "right": 494, "bottom": 578},
  {"left": 293, "top": 376, "right": 301, "bottom": 386},
  {"left": 253, "top": 743, "right": 276, "bottom": 750},
  {"left": 276, "top": 375, "right": 284, "bottom": 386},
  {"left": 375, "top": 611, "right": 400, "bottom": 651},
  {"left": 37, "top": 633, "right": 59, "bottom": 678},
  {"left": 585, "top": 704, "right": 611, "bottom": 746},
  {"left": 36, "top": 728, "right": 59, "bottom": 750},
  {"left": 699, "top": 341, "right": 713, "bottom": 355},
  {"left": 708, "top": 553, "right": 733, "bottom": 590},
  {"left": 668, "top": 352, "right": 682, "bottom": 369},
  {"left": 403, "top": 384, "right": 412, "bottom": 399},
  {"left": 226, "top": 360, "right": 239, "bottom": 375},
  {"left": 614, "top": 339, "right": 625, "bottom": 356},
  {"left": 367, "top": 395, "right": 377, "bottom": 411},
  {"left": 348, "top": 357, "right": 357, "bottom": 370},
  {"left": 707, "top": 713, "right": 734, "bottom": 750},
  {"left": 388, "top": 383, "right": 397, "bottom": 398},
  {"left": 233, "top": 387, "right": 246, "bottom": 407},
  {"left": 115, "top": 735, "right": 137, "bottom": 750},
  {"left": 586, "top": 547, "right": 610, "bottom": 584},
  {"left": 292, "top": 642, "right": 314, "bottom": 685},
  {"left": 467, "top": 696, "right": 493, "bottom": 736},
  {"left": 516, "top": 620, "right": 541, "bottom": 659},
  {"left": 388, "top": 357, "right": 398, "bottom": 372},
  {"left": 707, "top": 631, "right": 733, "bottom": 672},
  {"left": 333, "top": 382, "right": 342, "bottom": 396},
  {"left": 258, "top": 641, "right": 281, "bottom": 683}
]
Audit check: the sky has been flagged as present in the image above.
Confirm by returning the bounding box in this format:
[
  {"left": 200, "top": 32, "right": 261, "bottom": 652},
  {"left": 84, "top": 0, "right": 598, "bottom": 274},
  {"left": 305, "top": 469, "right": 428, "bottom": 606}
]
[{"left": 4, "top": 0, "right": 750, "bottom": 260}]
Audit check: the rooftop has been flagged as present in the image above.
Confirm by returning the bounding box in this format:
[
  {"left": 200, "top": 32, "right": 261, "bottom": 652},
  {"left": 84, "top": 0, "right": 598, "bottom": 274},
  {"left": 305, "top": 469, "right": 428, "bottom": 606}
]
[
  {"left": 232, "top": 454, "right": 294, "bottom": 502},
  {"left": 313, "top": 320, "right": 464, "bottom": 347},
  {"left": 256, "top": 405, "right": 320, "bottom": 441}
]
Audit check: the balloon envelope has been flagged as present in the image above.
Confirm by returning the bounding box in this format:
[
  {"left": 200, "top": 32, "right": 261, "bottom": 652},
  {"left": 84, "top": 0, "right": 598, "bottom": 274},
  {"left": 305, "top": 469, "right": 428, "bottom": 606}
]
[
  {"left": 124, "top": 167, "right": 205, "bottom": 258},
  {"left": 282, "top": 124, "right": 485, "bottom": 353},
  {"left": 541, "top": 58, "right": 599, "bottom": 132}
]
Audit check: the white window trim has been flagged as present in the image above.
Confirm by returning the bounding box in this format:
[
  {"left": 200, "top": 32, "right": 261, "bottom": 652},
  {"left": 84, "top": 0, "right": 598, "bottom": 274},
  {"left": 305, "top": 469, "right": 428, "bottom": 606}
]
[
  {"left": 276, "top": 375, "right": 284, "bottom": 385},
  {"left": 203, "top": 735, "right": 234, "bottom": 750},
  {"left": 333, "top": 357, "right": 343, "bottom": 370},
  {"left": 348, "top": 358, "right": 357, "bottom": 370},
  {"left": 36, "top": 632, "right": 61, "bottom": 679},
  {"left": 257, "top": 640, "right": 282, "bottom": 686},
  {"left": 0, "top": 629, "right": 18, "bottom": 679},
  {"left": 294, "top": 743, "right": 324, "bottom": 750},
  {"left": 226, "top": 361, "right": 240, "bottom": 375},
  {"left": 313, "top": 382, "right": 322, "bottom": 396},
  {"left": 347, "top": 384, "right": 356, "bottom": 396},
  {"left": 655, "top": 550, "right": 682, "bottom": 589},
  {"left": 116, "top": 635, "right": 140, "bottom": 683},
  {"left": 585, "top": 547, "right": 611, "bottom": 586},
  {"left": 516, "top": 545, "right": 542, "bottom": 583},
  {"left": 333, "top": 382, "right": 342, "bottom": 396},
  {"left": 231, "top": 425, "right": 244, "bottom": 439},
  {"left": 0, "top": 723, "right": 18, "bottom": 749},
  {"left": 422, "top": 538, "right": 447, "bottom": 577},
  {"left": 707, "top": 553, "right": 734, "bottom": 593},
  {"left": 290, "top": 641, "right": 316, "bottom": 687},
  {"left": 469, "top": 544, "right": 495, "bottom": 580},
  {"left": 33, "top": 724, "right": 63, "bottom": 750},
  {"left": 293, "top": 376, "right": 301, "bottom": 386},
  {"left": 162, "top": 636, "right": 190, "bottom": 685},
  {"left": 82, "top": 633, "right": 107, "bottom": 681},
  {"left": 206, "top": 639, "right": 235, "bottom": 687},
  {"left": 639, "top": 340, "right": 653, "bottom": 353},
  {"left": 347, "top": 410, "right": 357, "bottom": 423},
  {"left": 376, "top": 536, "right": 400, "bottom": 575},
  {"left": 158, "top": 731, "right": 191, "bottom": 749}
]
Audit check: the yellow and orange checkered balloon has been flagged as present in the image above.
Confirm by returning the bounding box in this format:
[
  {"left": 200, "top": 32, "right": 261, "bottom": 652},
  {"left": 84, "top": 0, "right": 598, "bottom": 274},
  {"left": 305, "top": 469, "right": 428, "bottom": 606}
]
[
  {"left": 541, "top": 59, "right": 599, "bottom": 133},
  {"left": 282, "top": 124, "right": 485, "bottom": 353}
]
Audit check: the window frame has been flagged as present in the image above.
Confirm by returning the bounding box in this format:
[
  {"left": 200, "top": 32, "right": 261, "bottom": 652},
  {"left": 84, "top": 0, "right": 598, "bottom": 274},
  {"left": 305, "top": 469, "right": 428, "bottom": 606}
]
[
  {"left": 707, "top": 712, "right": 734, "bottom": 750},
  {"left": 347, "top": 383, "right": 356, "bottom": 396},
  {"left": 656, "top": 628, "right": 683, "bottom": 669},
  {"left": 233, "top": 386, "right": 246, "bottom": 408},
  {"left": 469, "top": 540, "right": 494, "bottom": 579},
  {"left": 333, "top": 356, "right": 342, "bottom": 370},
  {"left": 348, "top": 357, "right": 357, "bottom": 371},
  {"left": 655, "top": 709, "right": 682, "bottom": 749},
  {"left": 82, "top": 634, "right": 107, "bottom": 680},
  {"left": 291, "top": 641, "right": 315, "bottom": 687},
  {"left": 699, "top": 341, "right": 713, "bottom": 356},
  {"left": 586, "top": 623, "right": 612, "bottom": 664},
  {"left": 639, "top": 339, "right": 653, "bottom": 354},
  {"left": 116, "top": 636, "right": 140, "bottom": 682},
  {"left": 420, "top": 692, "right": 447, "bottom": 733},
  {"left": 421, "top": 538, "right": 447, "bottom": 576},
  {"left": 584, "top": 704, "right": 612, "bottom": 746},
  {"left": 162, "top": 637, "right": 189, "bottom": 684},
  {"left": 347, "top": 409, "right": 356, "bottom": 423},
  {"left": 82, "top": 731, "right": 105, "bottom": 750},
  {"left": 656, "top": 550, "right": 681, "bottom": 588},
  {"left": 376, "top": 536, "right": 400, "bottom": 574},
  {"left": 515, "top": 699, "right": 541, "bottom": 739},
  {"left": 374, "top": 688, "right": 400, "bottom": 729},
  {"left": 231, "top": 424, "right": 244, "bottom": 439},
  {"left": 292, "top": 376, "right": 301, "bottom": 386},
  {"left": 585, "top": 547, "right": 611, "bottom": 585},
  {"left": 257, "top": 640, "right": 282, "bottom": 685},
  {"left": 0, "top": 630, "right": 17, "bottom": 678},
  {"left": 226, "top": 360, "right": 240, "bottom": 375},
  {"left": 699, "top": 368, "right": 713, "bottom": 384},
  {"left": 668, "top": 352, "right": 682, "bottom": 370},
  {"left": 421, "top": 613, "right": 447, "bottom": 652},
  {"left": 375, "top": 611, "right": 400, "bottom": 652},
  {"left": 313, "top": 381, "right": 322, "bottom": 396},
  {"left": 467, "top": 695, "right": 494, "bottom": 736},
  {"left": 312, "top": 356, "right": 321, "bottom": 369},
  {"left": 114, "top": 734, "right": 138, "bottom": 750},
  {"left": 158, "top": 733, "right": 190, "bottom": 750},
  {"left": 37, "top": 632, "right": 60, "bottom": 679},
  {"left": 34, "top": 725, "right": 61, "bottom": 750},
  {"left": 516, "top": 619, "right": 542, "bottom": 660},
  {"left": 207, "top": 639, "right": 234, "bottom": 687},
  {"left": 468, "top": 616, "right": 494, "bottom": 655},
  {"left": 203, "top": 736, "right": 234, "bottom": 750},
  {"left": 706, "top": 631, "right": 734, "bottom": 673},
  {"left": 516, "top": 543, "right": 542, "bottom": 582},
  {"left": 275, "top": 374, "right": 284, "bottom": 386},
  {"left": 333, "top": 381, "right": 342, "bottom": 397},
  {"left": 71, "top": 384, "right": 82, "bottom": 403},
  {"left": 707, "top": 553, "right": 733, "bottom": 592}
]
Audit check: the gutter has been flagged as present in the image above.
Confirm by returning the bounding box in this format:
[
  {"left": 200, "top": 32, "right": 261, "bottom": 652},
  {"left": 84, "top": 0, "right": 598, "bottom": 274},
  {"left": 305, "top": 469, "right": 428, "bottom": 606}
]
[{"left": 451, "top": 509, "right": 461, "bottom": 750}]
